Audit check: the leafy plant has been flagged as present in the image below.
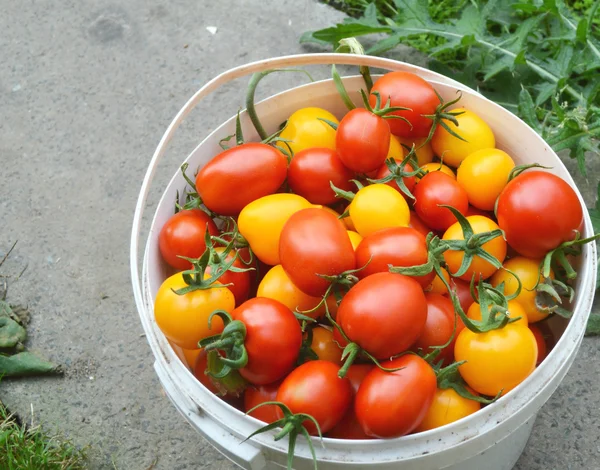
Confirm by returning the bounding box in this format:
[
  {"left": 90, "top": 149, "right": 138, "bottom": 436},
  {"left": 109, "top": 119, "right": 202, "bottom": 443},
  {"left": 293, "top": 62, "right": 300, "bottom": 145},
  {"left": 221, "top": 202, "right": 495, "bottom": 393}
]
[{"left": 302, "top": 0, "right": 600, "bottom": 174}]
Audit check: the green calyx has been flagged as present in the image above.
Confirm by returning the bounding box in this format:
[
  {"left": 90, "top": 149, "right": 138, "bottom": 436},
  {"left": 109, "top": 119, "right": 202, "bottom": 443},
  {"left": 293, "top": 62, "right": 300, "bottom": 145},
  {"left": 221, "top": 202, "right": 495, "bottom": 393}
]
[
  {"left": 360, "top": 89, "right": 412, "bottom": 121},
  {"left": 422, "top": 90, "right": 467, "bottom": 144},
  {"left": 297, "top": 327, "right": 319, "bottom": 365},
  {"left": 436, "top": 361, "right": 501, "bottom": 405},
  {"left": 174, "top": 163, "right": 217, "bottom": 218},
  {"left": 366, "top": 145, "right": 425, "bottom": 200},
  {"left": 244, "top": 401, "right": 323, "bottom": 470},
  {"left": 198, "top": 310, "right": 249, "bottom": 374},
  {"left": 439, "top": 205, "right": 505, "bottom": 278},
  {"left": 204, "top": 349, "right": 247, "bottom": 397},
  {"left": 389, "top": 232, "right": 446, "bottom": 279}
]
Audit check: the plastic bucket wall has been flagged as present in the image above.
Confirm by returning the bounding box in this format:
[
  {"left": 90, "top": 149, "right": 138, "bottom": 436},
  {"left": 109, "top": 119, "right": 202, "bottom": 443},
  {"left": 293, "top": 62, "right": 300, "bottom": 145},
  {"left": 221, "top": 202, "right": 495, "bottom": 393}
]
[{"left": 131, "top": 54, "right": 597, "bottom": 470}]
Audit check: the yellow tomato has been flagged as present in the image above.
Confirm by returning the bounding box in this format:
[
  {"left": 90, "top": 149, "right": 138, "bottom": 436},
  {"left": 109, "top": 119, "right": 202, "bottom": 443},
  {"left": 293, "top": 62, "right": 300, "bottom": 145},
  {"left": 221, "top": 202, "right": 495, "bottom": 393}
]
[
  {"left": 257, "top": 264, "right": 323, "bottom": 320},
  {"left": 419, "top": 162, "right": 456, "bottom": 180},
  {"left": 387, "top": 135, "right": 406, "bottom": 160},
  {"left": 431, "top": 108, "right": 495, "bottom": 168},
  {"left": 467, "top": 300, "right": 528, "bottom": 328},
  {"left": 347, "top": 230, "right": 363, "bottom": 250},
  {"left": 443, "top": 215, "right": 507, "bottom": 281},
  {"left": 428, "top": 267, "right": 451, "bottom": 294},
  {"left": 399, "top": 136, "right": 434, "bottom": 166},
  {"left": 457, "top": 148, "right": 515, "bottom": 211},
  {"left": 154, "top": 273, "right": 235, "bottom": 350},
  {"left": 455, "top": 323, "right": 537, "bottom": 396},
  {"left": 309, "top": 326, "right": 343, "bottom": 365},
  {"left": 490, "top": 257, "right": 554, "bottom": 323},
  {"left": 349, "top": 184, "right": 410, "bottom": 237},
  {"left": 238, "top": 193, "right": 314, "bottom": 265},
  {"left": 278, "top": 107, "right": 338, "bottom": 155},
  {"left": 415, "top": 388, "right": 481, "bottom": 432}
]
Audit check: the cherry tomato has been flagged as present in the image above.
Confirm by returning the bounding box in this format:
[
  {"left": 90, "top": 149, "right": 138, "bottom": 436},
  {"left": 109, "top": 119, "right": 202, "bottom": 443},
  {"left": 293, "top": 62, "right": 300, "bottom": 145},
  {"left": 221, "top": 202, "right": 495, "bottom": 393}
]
[
  {"left": 414, "top": 171, "right": 469, "bottom": 231},
  {"left": 415, "top": 388, "right": 481, "bottom": 432},
  {"left": 529, "top": 324, "right": 548, "bottom": 366},
  {"left": 349, "top": 184, "right": 410, "bottom": 237},
  {"left": 467, "top": 299, "right": 528, "bottom": 328},
  {"left": 278, "top": 107, "right": 338, "bottom": 155},
  {"left": 355, "top": 227, "right": 434, "bottom": 288},
  {"left": 155, "top": 273, "right": 234, "bottom": 349},
  {"left": 457, "top": 148, "right": 515, "bottom": 211},
  {"left": 309, "top": 326, "right": 343, "bottom": 365},
  {"left": 355, "top": 354, "right": 437, "bottom": 438},
  {"left": 496, "top": 171, "right": 583, "bottom": 258},
  {"left": 399, "top": 136, "right": 434, "bottom": 166},
  {"left": 288, "top": 148, "right": 354, "bottom": 205},
  {"left": 205, "top": 248, "right": 251, "bottom": 307},
  {"left": 336, "top": 108, "right": 391, "bottom": 173},
  {"left": 387, "top": 134, "right": 406, "bottom": 160},
  {"left": 431, "top": 108, "right": 495, "bottom": 168},
  {"left": 327, "top": 365, "right": 374, "bottom": 440},
  {"left": 196, "top": 143, "right": 287, "bottom": 216},
  {"left": 244, "top": 382, "right": 280, "bottom": 424},
  {"left": 443, "top": 215, "right": 507, "bottom": 281},
  {"left": 346, "top": 230, "right": 363, "bottom": 250},
  {"left": 257, "top": 264, "right": 323, "bottom": 320},
  {"left": 159, "top": 209, "right": 219, "bottom": 270},
  {"left": 238, "top": 193, "right": 313, "bottom": 266},
  {"left": 369, "top": 72, "right": 440, "bottom": 138},
  {"left": 428, "top": 267, "right": 450, "bottom": 294},
  {"left": 276, "top": 360, "right": 353, "bottom": 434},
  {"left": 375, "top": 159, "right": 416, "bottom": 201},
  {"left": 419, "top": 162, "right": 455, "bottom": 180},
  {"left": 232, "top": 297, "right": 302, "bottom": 385},
  {"left": 490, "top": 257, "right": 555, "bottom": 323},
  {"left": 455, "top": 323, "right": 537, "bottom": 396},
  {"left": 413, "top": 293, "right": 464, "bottom": 364},
  {"left": 337, "top": 272, "right": 428, "bottom": 358},
  {"left": 280, "top": 208, "right": 356, "bottom": 297}
]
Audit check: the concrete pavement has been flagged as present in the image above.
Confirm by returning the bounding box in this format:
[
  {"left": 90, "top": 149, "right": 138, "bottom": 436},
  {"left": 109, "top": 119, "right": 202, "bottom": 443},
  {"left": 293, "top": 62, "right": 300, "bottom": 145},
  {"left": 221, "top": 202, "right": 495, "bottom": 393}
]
[{"left": 1, "top": 1, "right": 598, "bottom": 469}]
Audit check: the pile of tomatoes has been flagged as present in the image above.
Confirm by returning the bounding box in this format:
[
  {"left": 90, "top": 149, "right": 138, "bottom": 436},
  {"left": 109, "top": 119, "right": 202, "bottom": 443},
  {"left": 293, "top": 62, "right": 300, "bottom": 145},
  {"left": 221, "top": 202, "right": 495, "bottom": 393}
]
[{"left": 153, "top": 69, "right": 591, "bottom": 465}]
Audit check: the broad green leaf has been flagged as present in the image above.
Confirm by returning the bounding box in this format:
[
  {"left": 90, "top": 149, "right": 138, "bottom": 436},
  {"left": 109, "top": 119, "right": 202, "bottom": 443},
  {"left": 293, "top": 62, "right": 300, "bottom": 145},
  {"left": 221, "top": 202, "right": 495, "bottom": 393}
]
[
  {"left": 576, "top": 18, "right": 588, "bottom": 44},
  {"left": 518, "top": 87, "right": 542, "bottom": 132},
  {"left": 302, "top": 23, "right": 392, "bottom": 45},
  {"left": 535, "top": 82, "right": 557, "bottom": 105},
  {"left": 482, "top": 55, "right": 514, "bottom": 81},
  {"left": 366, "top": 34, "right": 403, "bottom": 55},
  {"left": 0, "top": 351, "right": 61, "bottom": 377}
]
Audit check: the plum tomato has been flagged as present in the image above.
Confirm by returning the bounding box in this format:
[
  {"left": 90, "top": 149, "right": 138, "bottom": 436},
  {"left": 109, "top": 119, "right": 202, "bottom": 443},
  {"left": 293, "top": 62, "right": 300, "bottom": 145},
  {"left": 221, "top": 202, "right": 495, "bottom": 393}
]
[
  {"left": 349, "top": 184, "right": 410, "bottom": 237},
  {"left": 288, "top": 148, "right": 354, "bottom": 205},
  {"left": 337, "top": 272, "right": 428, "bottom": 359},
  {"left": 276, "top": 360, "right": 353, "bottom": 434},
  {"left": 309, "top": 326, "right": 344, "bottom": 365},
  {"left": 244, "top": 382, "right": 281, "bottom": 424},
  {"left": 280, "top": 208, "right": 356, "bottom": 297},
  {"left": 415, "top": 388, "right": 481, "bottom": 432},
  {"left": 278, "top": 107, "right": 338, "bottom": 155},
  {"left": 196, "top": 143, "right": 287, "bottom": 216},
  {"left": 355, "top": 354, "right": 437, "bottom": 438}
]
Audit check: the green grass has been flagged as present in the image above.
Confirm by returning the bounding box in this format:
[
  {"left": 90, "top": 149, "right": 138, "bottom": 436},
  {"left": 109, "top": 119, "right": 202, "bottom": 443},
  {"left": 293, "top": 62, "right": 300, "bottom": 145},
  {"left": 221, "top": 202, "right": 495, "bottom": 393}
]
[{"left": 0, "top": 401, "right": 87, "bottom": 470}]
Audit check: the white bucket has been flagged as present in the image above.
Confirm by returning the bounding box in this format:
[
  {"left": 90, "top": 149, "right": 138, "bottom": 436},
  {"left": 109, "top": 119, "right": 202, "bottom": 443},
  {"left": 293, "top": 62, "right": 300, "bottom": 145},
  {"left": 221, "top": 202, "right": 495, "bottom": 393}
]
[{"left": 130, "top": 54, "right": 597, "bottom": 470}]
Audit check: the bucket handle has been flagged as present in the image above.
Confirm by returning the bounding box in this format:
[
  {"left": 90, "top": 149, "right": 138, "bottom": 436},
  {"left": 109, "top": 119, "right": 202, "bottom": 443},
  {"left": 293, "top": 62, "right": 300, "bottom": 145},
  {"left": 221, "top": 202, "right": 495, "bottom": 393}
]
[{"left": 130, "top": 52, "right": 476, "bottom": 327}]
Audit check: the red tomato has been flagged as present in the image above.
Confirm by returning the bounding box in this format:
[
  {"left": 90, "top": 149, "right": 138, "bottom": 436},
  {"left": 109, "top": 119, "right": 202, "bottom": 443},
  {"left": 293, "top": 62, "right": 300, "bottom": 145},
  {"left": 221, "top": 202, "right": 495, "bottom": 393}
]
[
  {"left": 369, "top": 72, "right": 441, "bottom": 138},
  {"left": 374, "top": 160, "right": 416, "bottom": 201},
  {"left": 195, "top": 143, "right": 287, "bottom": 216},
  {"left": 497, "top": 171, "right": 583, "bottom": 258},
  {"left": 413, "top": 293, "right": 464, "bottom": 364},
  {"left": 244, "top": 382, "right": 280, "bottom": 424},
  {"left": 355, "top": 227, "right": 434, "bottom": 288},
  {"left": 414, "top": 171, "right": 469, "bottom": 231},
  {"left": 287, "top": 148, "right": 354, "bottom": 205},
  {"left": 276, "top": 360, "right": 353, "bottom": 434},
  {"left": 336, "top": 108, "right": 391, "bottom": 173},
  {"left": 355, "top": 354, "right": 437, "bottom": 438},
  {"left": 280, "top": 208, "right": 356, "bottom": 297},
  {"left": 159, "top": 209, "right": 219, "bottom": 270},
  {"left": 327, "top": 365, "right": 374, "bottom": 440},
  {"left": 232, "top": 298, "right": 302, "bottom": 385},
  {"left": 337, "top": 272, "right": 428, "bottom": 358},
  {"left": 529, "top": 324, "right": 548, "bottom": 366},
  {"left": 205, "top": 248, "right": 251, "bottom": 306}
]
